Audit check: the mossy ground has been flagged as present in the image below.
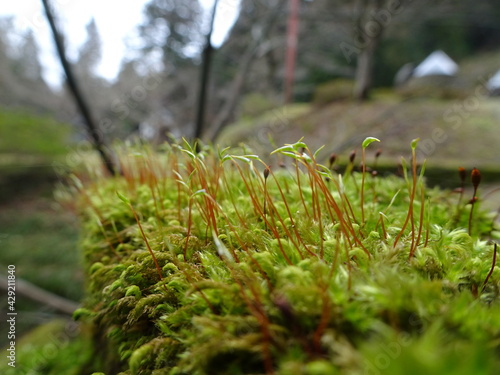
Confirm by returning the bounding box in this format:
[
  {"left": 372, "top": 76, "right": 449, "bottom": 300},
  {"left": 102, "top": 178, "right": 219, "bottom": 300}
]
[
  {"left": 218, "top": 96, "right": 500, "bottom": 171},
  {"left": 55, "top": 140, "right": 500, "bottom": 374},
  {"left": 0, "top": 319, "right": 93, "bottom": 375}
]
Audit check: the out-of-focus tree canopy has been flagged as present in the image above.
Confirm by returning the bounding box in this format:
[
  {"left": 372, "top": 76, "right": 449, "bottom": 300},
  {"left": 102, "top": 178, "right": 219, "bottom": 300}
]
[{"left": 0, "top": 0, "right": 499, "bottom": 140}]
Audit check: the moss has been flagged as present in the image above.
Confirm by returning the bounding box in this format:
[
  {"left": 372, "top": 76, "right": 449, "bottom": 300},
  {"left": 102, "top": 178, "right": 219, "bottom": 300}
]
[
  {"left": 312, "top": 79, "right": 354, "bottom": 106},
  {"left": 0, "top": 108, "right": 70, "bottom": 157},
  {"left": 68, "top": 140, "right": 500, "bottom": 374},
  {"left": 0, "top": 319, "right": 94, "bottom": 375}
]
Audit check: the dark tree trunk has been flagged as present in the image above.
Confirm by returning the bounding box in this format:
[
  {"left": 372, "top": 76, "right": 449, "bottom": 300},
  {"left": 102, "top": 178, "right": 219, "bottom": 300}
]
[
  {"left": 353, "top": 37, "right": 379, "bottom": 101},
  {"left": 41, "top": 0, "right": 118, "bottom": 175},
  {"left": 352, "top": 0, "right": 385, "bottom": 101},
  {"left": 194, "top": 0, "right": 219, "bottom": 142},
  {"left": 284, "top": 0, "right": 300, "bottom": 104}
]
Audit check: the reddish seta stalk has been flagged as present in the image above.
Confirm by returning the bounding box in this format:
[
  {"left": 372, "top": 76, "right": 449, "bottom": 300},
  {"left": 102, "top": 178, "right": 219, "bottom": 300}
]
[
  {"left": 481, "top": 243, "right": 497, "bottom": 293},
  {"left": 468, "top": 168, "right": 481, "bottom": 235}
]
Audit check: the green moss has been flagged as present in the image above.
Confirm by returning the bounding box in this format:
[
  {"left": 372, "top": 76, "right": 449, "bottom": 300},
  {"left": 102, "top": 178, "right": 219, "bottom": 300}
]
[
  {"left": 0, "top": 108, "right": 70, "bottom": 157},
  {"left": 312, "top": 79, "right": 354, "bottom": 106},
  {"left": 0, "top": 319, "right": 93, "bottom": 375},
  {"left": 68, "top": 140, "right": 500, "bottom": 374}
]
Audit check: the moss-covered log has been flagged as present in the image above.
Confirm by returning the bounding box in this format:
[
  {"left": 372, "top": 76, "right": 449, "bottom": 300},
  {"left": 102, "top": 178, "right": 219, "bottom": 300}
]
[{"left": 69, "top": 140, "right": 500, "bottom": 375}]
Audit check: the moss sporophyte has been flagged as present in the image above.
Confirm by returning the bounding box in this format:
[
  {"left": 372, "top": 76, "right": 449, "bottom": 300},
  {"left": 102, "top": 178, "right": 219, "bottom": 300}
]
[{"left": 66, "top": 139, "right": 500, "bottom": 375}]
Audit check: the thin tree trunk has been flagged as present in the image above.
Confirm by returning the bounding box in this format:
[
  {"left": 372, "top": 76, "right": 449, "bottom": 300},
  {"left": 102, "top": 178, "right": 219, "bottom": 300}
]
[
  {"left": 284, "top": 0, "right": 300, "bottom": 104},
  {"left": 194, "top": 0, "right": 219, "bottom": 141},
  {"left": 352, "top": 0, "right": 384, "bottom": 101},
  {"left": 353, "top": 38, "right": 379, "bottom": 101},
  {"left": 41, "top": 0, "right": 118, "bottom": 175},
  {"left": 207, "top": 0, "right": 287, "bottom": 142}
]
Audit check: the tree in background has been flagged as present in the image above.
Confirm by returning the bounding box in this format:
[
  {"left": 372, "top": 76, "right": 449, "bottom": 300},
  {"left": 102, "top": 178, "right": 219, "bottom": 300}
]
[
  {"left": 6, "top": 0, "right": 494, "bottom": 145},
  {"left": 139, "top": 0, "right": 203, "bottom": 69},
  {"left": 0, "top": 18, "right": 60, "bottom": 112},
  {"left": 74, "top": 19, "right": 114, "bottom": 134},
  {"left": 204, "top": 0, "right": 287, "bottom": 140},
  {"left": 137, "top": 0, "right": 204, "bottom": 137},
  {"left": 16, "top": 30, "right": 45, "bottom": 82},
  {"left": 76, "top": 18, "right": 103, "bottom": 82},
  {"left": 41, "top": 0, "right": 118, "bottom": 175},
  {"left": 0, "top": 17, "right": 26, "bottom": 107},
  {"left": 194, "top": 0, "right": 219, "bottom": 141},
  {"left": 350, "top": 0, "right": 388, "bottom": 100},
  {"left": 135, "top": 0, "right": 291, "bottom": 140},
  {"left": 106, "top": 60, "right": 149, "bottom": 137},
  {"left": 299, "top": 1, "right": 415, "bottom": 100},
  {"left": 216, "top": 0, "right": 500, "bottom": 103}
]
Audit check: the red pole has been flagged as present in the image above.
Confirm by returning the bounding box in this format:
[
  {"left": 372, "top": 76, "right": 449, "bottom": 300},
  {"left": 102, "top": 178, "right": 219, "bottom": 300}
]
[{"left": 284, "top": 0, "right": 300, "bottom": 104}]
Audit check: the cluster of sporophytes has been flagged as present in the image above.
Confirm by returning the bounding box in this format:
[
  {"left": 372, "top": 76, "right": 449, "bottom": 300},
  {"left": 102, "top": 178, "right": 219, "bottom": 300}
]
[{"left": 69, "top": 138, "right": 500, "bottom": 375}]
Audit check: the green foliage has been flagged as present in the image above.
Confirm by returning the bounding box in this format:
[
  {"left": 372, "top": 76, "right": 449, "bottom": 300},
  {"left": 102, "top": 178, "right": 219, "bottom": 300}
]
[
  {"left": 240, "top": 93, "right": 279, "bottom": 119},
  {"left": 312, "top": 79, "right": 354, "bottom": 106},
  {"left": 362, "top": 137, "right": 380, "bottom": 149},
  {"left": 0, "top": 319, "right": 93, "bottom": 375},
  {"left": 0, "top": 108, "right": 70, "bottom": 157},
  {"left": 70, "top": 140, "right": 500, "bottom": 374},
  {"left": 396, "top": 76, "right": 469, "bottom": 100}
]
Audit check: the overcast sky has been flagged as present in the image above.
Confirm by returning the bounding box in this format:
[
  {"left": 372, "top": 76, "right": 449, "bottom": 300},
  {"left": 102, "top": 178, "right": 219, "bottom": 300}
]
[{"left": 0, "top": 0, "right": 240, "bottom": 86}]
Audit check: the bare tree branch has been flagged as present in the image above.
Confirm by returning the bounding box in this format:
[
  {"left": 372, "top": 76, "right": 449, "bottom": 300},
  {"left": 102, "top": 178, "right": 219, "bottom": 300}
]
[
  {"left": 41, "top": 0, "right": 118, "bottom": 175},
  {"left": 0, "top": 272, "right": 79, "bottom": 315}
]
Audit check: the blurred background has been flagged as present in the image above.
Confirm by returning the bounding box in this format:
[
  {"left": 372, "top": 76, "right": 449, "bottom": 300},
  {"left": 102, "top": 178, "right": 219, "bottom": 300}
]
[{"left": 1, "top": 0, "right": 500, "bottom": 350}]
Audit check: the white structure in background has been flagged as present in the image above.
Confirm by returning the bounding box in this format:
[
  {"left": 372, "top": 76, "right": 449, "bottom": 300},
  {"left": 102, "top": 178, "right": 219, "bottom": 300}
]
[
  {"left": 487, "top": 70, "right": 500, "bottom": 96},
  {"left": 413, "top": 50, "right": 458, "bottom": 77}
]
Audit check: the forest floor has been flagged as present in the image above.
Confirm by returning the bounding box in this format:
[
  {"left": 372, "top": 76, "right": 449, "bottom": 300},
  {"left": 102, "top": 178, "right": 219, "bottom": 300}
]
[{"left": 0, "top": 179, "right": 82, "bottom": 348}]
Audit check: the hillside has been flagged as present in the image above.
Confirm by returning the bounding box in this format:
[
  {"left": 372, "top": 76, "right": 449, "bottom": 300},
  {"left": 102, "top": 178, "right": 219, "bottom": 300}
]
[
  {"left": 219, "top": 51, "right": 500, "bottom": 174},
  {"left": 220, "top": 95, "right": 500, "bottom": 169}
]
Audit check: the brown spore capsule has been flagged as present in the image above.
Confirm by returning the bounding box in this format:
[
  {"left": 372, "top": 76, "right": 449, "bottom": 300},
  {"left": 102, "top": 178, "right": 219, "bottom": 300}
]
[
  {"left": 458, "top": 167, "right": 466, "bottom": 184},
  {"left": 349, "top": 150, "right": 356, "bottom": 164},
  {"left": 264, "top": 166, "right": 270, "bottom": 180},
  {"left": 471, "top": 168, "right": 481, "bottom": 191},
  {"left": 329, "top": 153, "right": 337, "bottom": 168}
]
